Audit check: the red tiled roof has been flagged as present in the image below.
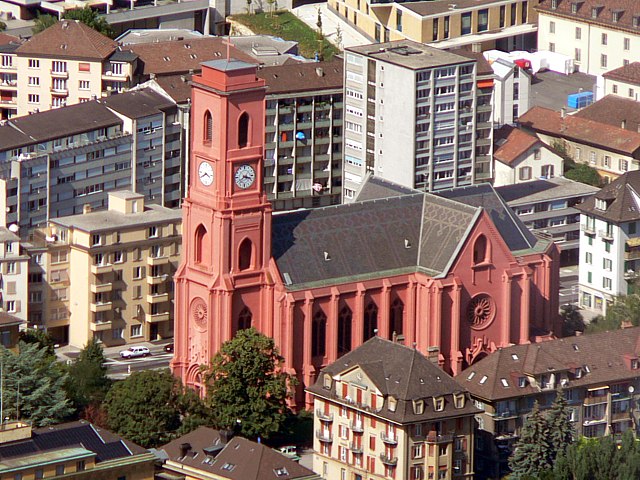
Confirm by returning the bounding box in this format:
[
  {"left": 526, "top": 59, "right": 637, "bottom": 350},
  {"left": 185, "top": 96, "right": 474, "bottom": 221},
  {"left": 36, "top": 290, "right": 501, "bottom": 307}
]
[
  {"left": 573, "top": 94, "right": 640, "bottom": 133},
  {"left": 127, "top": 37, "right": 256, "bottom": 76},
  {"left": 518, "top": 106, "right": 640, "bottom": 156},
  {"left": 603, "top": 62, "right": 640, "bottom": 87},
  {"left": 16, "top": 20, "right": 117, "bottom": 60},
  {"left": 493, "top": 125, "right": 542, "bottom": 165},
  {"left": 536, "top": 0, "right": 640, "bottom": 33},
  {"left": 0, "top": 33, "right": 19, "bottom": 46}
]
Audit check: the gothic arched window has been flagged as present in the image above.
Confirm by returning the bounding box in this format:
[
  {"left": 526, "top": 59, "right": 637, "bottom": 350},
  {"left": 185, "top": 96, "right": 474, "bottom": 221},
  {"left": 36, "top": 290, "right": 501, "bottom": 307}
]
[
  {"left": 238, "top": 306, "right": 252, "bottom": 331},
  {"left": 238, "top": 112, "right": 249, "bottom": 148},
  {"left": 194, "top": 224, "right": 207, "bottom": 264},
  {"left": 204, "top": 110, "right": 213, "bottom": 143},
  {"left": 338, "top": 306, "right": 352, "bottom": 356},
  {"left": 390, "top": 298, "right": 404, "bottom": 339},
  {"left": 363, "top": 302, "right": 378, "bottom": 342},
  {"left": 238, "top": 238, "right": 253, "bottom": 271},
  {"left": 473, "top": 234, "right": 488, "bottom": 264},
  {"left": 312, "top": 310, "right": 327, "bottom": 357}
]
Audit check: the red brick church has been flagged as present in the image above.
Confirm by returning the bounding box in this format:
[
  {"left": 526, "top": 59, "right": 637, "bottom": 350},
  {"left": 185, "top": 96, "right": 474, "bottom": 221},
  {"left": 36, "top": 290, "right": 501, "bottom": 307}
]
[{"left": 171, "top": 59, "right": 560, "bottom": 407}]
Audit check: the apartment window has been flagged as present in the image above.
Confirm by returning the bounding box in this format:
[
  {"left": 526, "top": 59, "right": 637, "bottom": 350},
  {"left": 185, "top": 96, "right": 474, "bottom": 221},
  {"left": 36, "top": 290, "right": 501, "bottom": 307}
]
[
  {"left": 499, "top": 5, "right": 506, "bottom": 26},
  {"left": 589, "top": 151, "right": 596, "bottom": 164},
  {"left": 35, "top": 470, "right": 43, "bottom": 479},
  {"left": 478, "top": 9, "right": 489, "bottom": 32},
  {"left": 28, "top": 76, "right": 39, "bottom": 86},
  {"left": 621, "top": 159, "right": 629, "bottom": 171},
  {"left": 624, "top": 38, "right": 631, "bottom": 51},
  {"left": 542, "top": 165, "right": 554, "bottom": 178},
  {"left": 28, "top": 94, "right": 39, "bottom": 104},
  {"left": 396, "top": 10, "right": 402, "bottom": 32},
  {"left": 28, "top": 59, "right": 39, "bottom": 69},
  {"left": 521, "top": 1, "right": 528, "bottom": 22},
  {"left": 0, "top": 55, "right": 11, "bottom": 67},
  {"left": 113, "top": 251, "right": 123, "bottom": 263},
  {"left": 148, "top": 226, "right": 158, "bottom": 238},
  {"left": 575, "top": 27, "right": 581, "bottom": 39},
  {"left": 433, "top": 17, "right": 439, "bottom": 41},
  {"left": 613, "top": 10, "right": 621, "bottom": 23},
  {"left": 79, "top": 80, "right": 90, "bottom": 90},
  {"left": 6, "top": 262, "right": 15, "bottom": 274},
  {"left": 131, "top": 324, "right": 142, "bottom": 337},
  {"left": 605, "top": 241, "right": 611, "bottom": 253},
  {"left": 551, "top": 0, "right": 557, "bottom": 8},
  {"left": 519, "top": 166, "right": 532, "bottom": 181},
  {"left": 613, "top": 84, "right": 619, "bottom": 94},
  {"left": 549, "top": 43, "right": 555, "bottom": 52},
  {"left": 443, "top": 15, "right": 450, "bottom": 38},
  {"left": 549, "top": 21, "right": 555, "bottom": 33},
  {"left": 52, "top": 61, "right": 67, "bottom": 73},
  {"left": 5, "top": 301, "right": 15, "bottom": 312},
  {"left": 575, "top": 48, "right": 581, "bottom": 62},
  {"left": 112, "top": 328, "right": 124, "bottom": 340},
  {"left": 601, "top": 54, "right": 607, "bottom": 68},
  {"left": 134, "top": 266, "right": 145, "bottom": 279},
  {"left": 91, "top": 234, "right": 102, "bottom": 246},
  {"left": 603, "top": 277, "right": 612, "bottom": 290},
  {"left": 586, "top": 252, "right": 592, "bottom": 264},
  {"left": 604, "top": 156, "right": 611, "bottom": 167},
  {"left": 587, "top": 271, "right": 592, "bottom": 284},
  {"left": 601, "top": 33, "right": 607, "bottom": 45},
  {"left": 513, "top": 83, "right": 519, "bottom": 100},
  {"left": 603, "top": 258, "right": 612, "bottom": 271},
  {"left": 461, "top": 12, "right": 472, "bottom": 35},
  {"left": 29, "top": 292, "right": 42, "bottom": 303},
  {"left": 55, "top": 465, "right": 65, "bottom": 475},
  {"left": 630, "top": 88, "right": 635, "bottom": 98}
]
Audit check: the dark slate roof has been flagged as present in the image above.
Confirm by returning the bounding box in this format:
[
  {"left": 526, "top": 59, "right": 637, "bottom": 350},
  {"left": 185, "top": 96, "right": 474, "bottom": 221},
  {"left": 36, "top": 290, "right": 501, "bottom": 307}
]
[
  {"left": 100, "top": 87, "right": 176, "bottom": 118},
  {"left": 355, "top": 174, "right": 416, "bottom": 202},
  {"left": 257, "top": 59, "right": 343, "bottom": 95},
  {"left": 436, "top": 183, "right": 538, "bottom": 251},
  {"left": 161, "top": 427, "right": 317, "bottom": 479},
  {"left": 458, "top": 327, "right": 640, "bottom": 401},
  {"left": 108, "top": 49, "right": 139, "bottom": 62},
  {"left": 308, "top": 337, "right": 480, "bottom": 424},
  {"left": 0, "top": 421, "right": 146, "bottom": 462},
  {"left": 0, "top": 124, "right": 32, "bottom": 151},
  {"left": 272, "top": 185, "right": 479, "bottom": 288},
  {"left": 575, "top": 170, "right": 640, "bottom": 222}
]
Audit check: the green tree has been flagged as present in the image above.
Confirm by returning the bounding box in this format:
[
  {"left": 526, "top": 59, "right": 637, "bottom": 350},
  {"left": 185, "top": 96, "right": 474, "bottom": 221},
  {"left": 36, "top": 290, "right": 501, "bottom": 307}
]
[
  {"left": 564, "top": 162, "right": 602, "bottom": 187},
  {"left": 0, "top": 342, "right": 73, "bottom": 426},
  {"left": 546, "top": 390, "right": 573, "bottom": 462},
  {"left": 19, "top": 328, "right": 55, "bottom": 357},
  {"left": 560, "top": 304, "right": 585, "bottom": 337},
  {"left": 32, "top": 13, "right": 58, "bottom": 34},
  {"left": 103, "top": 369, "right": 207, "bottom": 448},
  {"left": 64, "top": 7, "right": 114, "bottom": 38},
  {"left": 203, "top": 327, "right": 296, "bottom": 440},
  {"left": 615, "top": 430, "right": 640, "bottom": 479},
  {"left": 509, "top": 402, "right": 552, "bottom": 478},
  {"left": 65, "top": 339, "right": 111, "bottom": 414}
]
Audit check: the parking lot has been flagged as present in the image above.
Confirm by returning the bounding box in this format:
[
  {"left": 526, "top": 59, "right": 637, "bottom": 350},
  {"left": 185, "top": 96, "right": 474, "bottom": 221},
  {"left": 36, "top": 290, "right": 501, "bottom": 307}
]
[{"left": 530, "top": 70, "right": 597, "bottom": 112}]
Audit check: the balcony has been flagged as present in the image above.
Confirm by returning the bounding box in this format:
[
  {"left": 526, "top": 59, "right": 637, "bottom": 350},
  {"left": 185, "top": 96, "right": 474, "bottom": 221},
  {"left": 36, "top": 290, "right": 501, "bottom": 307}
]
[
  {"left": 379, "top": 453, "right": 398, "bottom": 466},
  {"left": 147, "top": 255, "right": 169, "bottom": 266},
  {"left": 102, "top": 70, "right": 129, "bottom": 81},
  {"left": 146, "top": 312, "right": 170, "bottom": 323},
  {"left": 624, "top": 270, "right": 640, "bottom": 280},
  {"left": 315, "top": 430, "right": 333, "bottom": 443},
  {"left": 90, "top": 301, "right": 112, "bottom": 313},
  {"left": 90, "top": 321, "right": 112, "bottom": 331},
  {"left": 426, "top": 432, "right": 454, "bottom": 444},
  {"left": 583, "top": 396, "right": 608, "bottom": 405},
  {"left": 580, "top": 224, "right": 596, "bottom": 235},
  {"left": 147, "top": 292, "right": 169, "bottom": 304},
  {"left": 0, "top": 63, "right": 16, "bottom": 71},
  {"left": 50, "top": 70, "right": 68, "bottom": 78},
  {"left": 147, "top": 274, "right": 168, "bottom": 285},
  {"left": 91, "top": 282, "right": 113, "bottom": 294},
  {"left": 0, "top": 80, "right": 17, "bottom": 90},
  {"left": 351, "top": 421, "right": 364, "bottom": 433},
  {"left": 50, "top": 87, "right": 69, "bottom": 96},
  {"left": 494, "top": 410, "right": 518, "bottom": 420},
  {"left": 380, "top": 432, "right": 398, "bottom": 445},
  {"left": 91, "top": 263, "right": 113, "bottom": 275},
  {"left": 612, "top": 410, "right": 631, "bottom": 422},
  {"left": 625, "top": 250, "right": 640, "bottom": 261},
  {"left": 598, "top": 229, "right": 614, "bottom": 241},
  {"left": 316, "top": 410, "right": 333, "bottom": 422},
  {"left": 350, "top": 442, "right": 363, "bottom": 454}
]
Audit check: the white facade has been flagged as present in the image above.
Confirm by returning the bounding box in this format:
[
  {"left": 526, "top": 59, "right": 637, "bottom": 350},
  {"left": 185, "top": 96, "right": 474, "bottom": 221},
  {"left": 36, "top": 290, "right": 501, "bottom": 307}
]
[
  {"left": 597, "top": 74, "right": 640, "bottom": 102},
  {"left": 0, "top": 229, "right": 28, "bottom": 322},
  {"left": 489, "top": 58, "right": 531, "bottom": 126},
  {"left": 538, "top": 12, "right": 640, "bottom": 76},
  {"left": 578, "top": 213, "right": 627, "bottom": 314},
  {"left": 493, "top": 145, "right": 563, "bottom": 187}
]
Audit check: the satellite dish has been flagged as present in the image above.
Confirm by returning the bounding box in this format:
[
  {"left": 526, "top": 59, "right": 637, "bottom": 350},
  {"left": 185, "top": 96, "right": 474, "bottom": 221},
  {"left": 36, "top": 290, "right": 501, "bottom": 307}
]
[
  {"left": 8, "top": 224, "right": 19, "bottom": 233},
  {"left": 629, "top": 386, "right": 635, "bottom": 393}
]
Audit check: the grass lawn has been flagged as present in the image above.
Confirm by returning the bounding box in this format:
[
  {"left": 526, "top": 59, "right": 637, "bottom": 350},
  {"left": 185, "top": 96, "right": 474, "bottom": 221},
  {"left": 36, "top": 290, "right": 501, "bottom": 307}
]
[{"left": 231, "top": 11, "right": 339, "bottom": 61}]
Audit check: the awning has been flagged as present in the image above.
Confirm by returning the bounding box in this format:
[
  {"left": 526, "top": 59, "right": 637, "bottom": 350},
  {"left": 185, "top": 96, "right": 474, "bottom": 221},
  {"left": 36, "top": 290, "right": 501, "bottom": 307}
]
[
  {"left": 627, "top": 238, "right": 640, "bottom": 247},
  {"left": 587, "top": 386, "right": 609, "bottom": 392},
  {"left": 477, "top": 79, "right": 494, "bottom": 88}
]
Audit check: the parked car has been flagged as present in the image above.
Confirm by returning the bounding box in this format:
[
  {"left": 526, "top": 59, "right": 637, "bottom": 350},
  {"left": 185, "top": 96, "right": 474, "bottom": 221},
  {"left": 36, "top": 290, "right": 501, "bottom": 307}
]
[
  {"left": 119, "top": 346, "right": 150, "bottom": 359},
  {"left": 165, "top": 343, "right": 174, "bottom": 353}
]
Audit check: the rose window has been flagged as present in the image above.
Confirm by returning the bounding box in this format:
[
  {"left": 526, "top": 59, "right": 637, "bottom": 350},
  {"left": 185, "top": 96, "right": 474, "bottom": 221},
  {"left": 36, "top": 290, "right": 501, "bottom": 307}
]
[{"left": 467, "top": 294, "right": 496, "bottom": 328}]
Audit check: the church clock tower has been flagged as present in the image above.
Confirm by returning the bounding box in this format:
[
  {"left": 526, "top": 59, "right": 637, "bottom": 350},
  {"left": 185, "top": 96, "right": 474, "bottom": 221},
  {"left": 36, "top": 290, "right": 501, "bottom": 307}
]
[{"left": 172, "top": 59, "right": 272, "bottom": 391}]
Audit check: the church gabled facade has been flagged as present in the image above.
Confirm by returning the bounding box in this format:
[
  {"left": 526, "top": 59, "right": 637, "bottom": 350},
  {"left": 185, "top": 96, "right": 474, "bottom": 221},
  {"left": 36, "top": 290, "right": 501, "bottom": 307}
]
[{"left": 172, "top": 60, "right": 561, "bottom": 407}]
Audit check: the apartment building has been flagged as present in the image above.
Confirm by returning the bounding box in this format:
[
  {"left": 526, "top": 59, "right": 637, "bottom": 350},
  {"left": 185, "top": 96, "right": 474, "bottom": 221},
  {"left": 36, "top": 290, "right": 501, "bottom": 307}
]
[
  {"left": 0, "top": 420, "right": 154, "bottom": 479},
  {"left": 492, "top": 125, "right": 564, "bottom": 187},
  {"left": 0, "top": 88, "right": 186, "bottom": 232},
  {"left": 257, "top": 60, "right": 344, "bottom": 211},
  {"left": 342, "top": 40, "right": 494, "bottom": 198},
  {"left": 536, "top": 0, "right": 640, "bottom": 76},
  {"left": 39, "top": 191, "right": 181, "bottom": 347},
  {"left": 460, "top": 327, "right": 640, "bottom": 479},
  {"left": 0, "top": 227, "right": 28, "bottom": 323},
  {"left": 308, "top": 337, "right": 478, "bottom": 480},
  {"left": 496, "top": 177, "right": 599, "bottom": 266},
  {"left": 0, "top": 34, "right": 21, "bottom": 120},
  {"left": 488, "top": 57, "right": 532, "bottom": 126},
  {"left": 329, "top": 0, "right": 537, "bottom": 51},
  {"left": 576, "top": 171, "right": 640, "bottom": 314},
  {"left": 600, "top": 62, "right": 640, "bottom": 101},
  {"left": 519, "top": 103, "right": 640, "bottom": 183}
]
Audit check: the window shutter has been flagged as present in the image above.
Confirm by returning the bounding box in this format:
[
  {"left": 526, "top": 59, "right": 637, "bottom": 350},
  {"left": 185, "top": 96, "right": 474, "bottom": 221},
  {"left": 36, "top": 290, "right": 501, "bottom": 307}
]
[
  {"left": 6, "top": 282, "right": 15, "bottom": 295},
  {"left": 15, "top": 300, "right": 20, "bottom": 313},
  {"left": 14, "top": 262, "right": 20, "bottom": 275}
]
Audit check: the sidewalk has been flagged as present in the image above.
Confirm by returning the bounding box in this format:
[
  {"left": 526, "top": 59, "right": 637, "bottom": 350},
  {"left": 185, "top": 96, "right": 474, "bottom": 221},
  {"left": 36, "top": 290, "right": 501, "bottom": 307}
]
[{"left": 292, "top": 2, "right": 370, "bottom": 49}]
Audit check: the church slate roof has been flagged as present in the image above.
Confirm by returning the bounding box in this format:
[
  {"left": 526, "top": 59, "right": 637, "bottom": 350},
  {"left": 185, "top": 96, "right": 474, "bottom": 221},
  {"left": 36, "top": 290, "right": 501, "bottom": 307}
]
[{"left": 271, "top": 185, "right": 478, "bottom": 289}]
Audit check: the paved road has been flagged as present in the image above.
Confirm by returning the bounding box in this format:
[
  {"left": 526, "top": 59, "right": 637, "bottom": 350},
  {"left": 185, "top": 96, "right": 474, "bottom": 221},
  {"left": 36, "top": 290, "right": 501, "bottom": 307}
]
[{"left": 106, "top": 351, "right": 174, "bottom": 379}]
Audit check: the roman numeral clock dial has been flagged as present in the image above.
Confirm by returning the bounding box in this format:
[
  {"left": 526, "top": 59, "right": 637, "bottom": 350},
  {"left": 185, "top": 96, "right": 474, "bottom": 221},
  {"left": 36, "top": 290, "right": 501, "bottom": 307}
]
[{"left": 234, "top": 164, "right": 256, "bottom": 189}]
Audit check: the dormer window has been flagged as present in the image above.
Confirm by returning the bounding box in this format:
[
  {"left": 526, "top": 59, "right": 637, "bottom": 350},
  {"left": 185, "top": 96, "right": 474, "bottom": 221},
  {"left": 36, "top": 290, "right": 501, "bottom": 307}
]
[
  {"left": 632, "top": 359, "right": 639, "bottom": 370},
  {"left": 518, "top": 377, "right": 527, "bottom": 388},
  {"left": 388, "top": 396, "right": 397, "bottom": 412},
  {"left": 612, "top": 10, "right": 623, "bottom": 23},
  {"left": 413, "top": 399, "right": 425, "bottom": 415},
  {"left": 453, "top": 393, "right": 465, "bottom": 409},
  {"left": 591, "top": 6, "right": 598, "bottom": 18},
  {"left": 571, "top": 2, "right": 577, "bottom": 13},
  {"left": 575, "top": 367, "right": 582, "bottom": 378},
  {"left": 551, "top": 0, "right": 557, "bottom": 9},
  {"left": 633, "top": 16, "right": 640, "bottom": 28},
  {"left": 595, "top": 198, "right": 607, "bottom": 211},
  {"left": 433, "top": 397, "right": 445, "bottom": 412},
  {"left": 323, "top": 374, "right": 332, "bottom": 389}
]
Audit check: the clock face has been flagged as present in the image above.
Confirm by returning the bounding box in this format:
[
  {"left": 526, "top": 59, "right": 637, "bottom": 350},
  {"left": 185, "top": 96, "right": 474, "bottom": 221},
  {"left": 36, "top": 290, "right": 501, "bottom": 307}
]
[
  {"left": 198, "top": 161, "right": 214, "bottom": 186},
  {"left": 234, "top": 164, "right": 256, "bottom": 189}
]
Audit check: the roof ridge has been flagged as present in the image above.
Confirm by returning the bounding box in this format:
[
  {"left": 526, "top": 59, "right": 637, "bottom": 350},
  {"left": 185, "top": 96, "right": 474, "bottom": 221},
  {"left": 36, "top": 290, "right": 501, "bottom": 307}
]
[{"left": 401, "top": 348, "right": 418, "bottom": 400}]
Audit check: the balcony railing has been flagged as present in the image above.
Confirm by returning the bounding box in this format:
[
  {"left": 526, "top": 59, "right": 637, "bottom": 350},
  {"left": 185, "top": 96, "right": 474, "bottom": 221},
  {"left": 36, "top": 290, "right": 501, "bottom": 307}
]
[
  {"left": 350, "top": 442, "right": 363, "bottom": 454},
  {"left": 426, "top": 432, "right": 454, "bottom": 444},
  {"left": 380, "top": 432, "right": 398, "bottom": 445},
  {"left": 315, "top": 430, "right": 333, "bottom": 442},
  {"left": 316, "top": 410, "right": 333, "bottom": 422},
  {"left": 50, "top": 70, "right": 68, "bottom": 78},
  {"left": 598, "top": 229, "right": 614, "bottom": 241},
  {"left": 583, "top": 396, "right": 608, "bottom": 405},
  {"left": 625, "top": 250, "right": 640, "bottom": 261},
  {"left": 351, "top": 421, "right": 364, "bottom": 433},
  {"left": 580, "top": 224, "right": 596, "bottom": 235},
  {"left": 379, "top": 453, "right": 398, "bottom": 466}
]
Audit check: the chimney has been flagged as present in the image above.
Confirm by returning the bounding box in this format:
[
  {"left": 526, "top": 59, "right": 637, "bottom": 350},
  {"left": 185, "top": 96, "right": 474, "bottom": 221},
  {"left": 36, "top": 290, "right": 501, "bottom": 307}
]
[
  {"left": 82, "top": 204, "right": 92, "bottom": 214},
  {"left": 560, "top": 107, "right": 566, "bottom": 118},
  {"left": 219, "top": 429, "right": 234, "bottom": 444},
  {"left": 621, "top": 119, "right": 627, "bottom": 129},
  {"left": 179, "top": 442, "right": 192, "bottom": 458},
  {"left": 427, "top": 346, "right": 440, "bottom": 365}
]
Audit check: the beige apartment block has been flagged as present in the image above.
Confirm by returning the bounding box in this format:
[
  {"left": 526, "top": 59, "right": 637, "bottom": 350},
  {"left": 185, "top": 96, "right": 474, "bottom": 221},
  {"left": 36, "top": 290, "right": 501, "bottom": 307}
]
[
  {"left": 308, "top": 337, "right": 478, "bottom": 480},
  {"left": 0, "top": 227, "right": 28, "bottom": 323},
  {"left": 537, "top": 0, "right": 640, "bottom": 76},
  {"left": 38, "top": 191, "right": 181, "bottom": 348},
  {"left": 328, "top": 0, "right": 537, "bottom": 51}
]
